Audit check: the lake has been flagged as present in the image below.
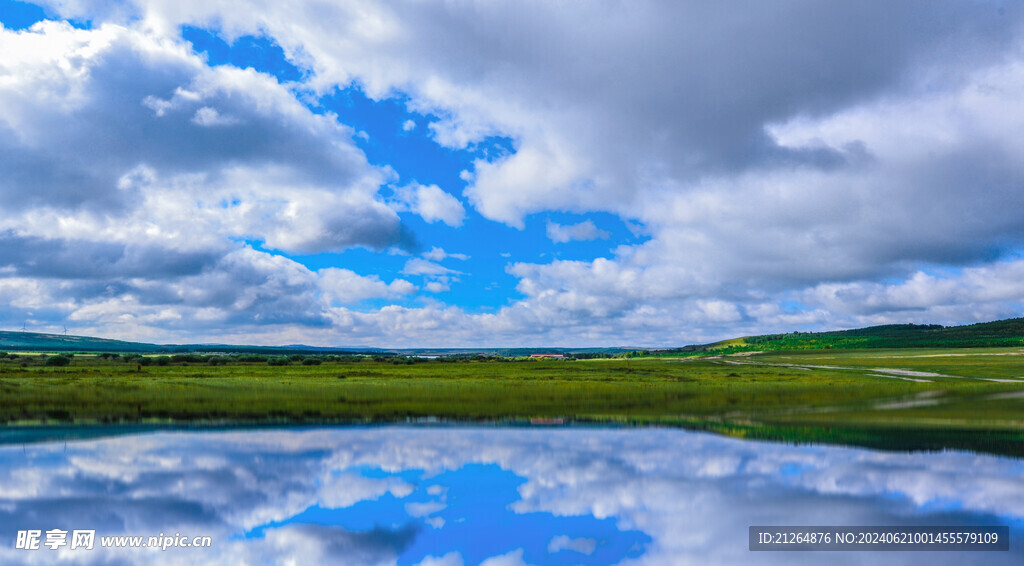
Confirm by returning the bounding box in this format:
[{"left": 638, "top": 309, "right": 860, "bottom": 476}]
[{"left": 0, "top": 425, "right": 1021, "bottom": 565}]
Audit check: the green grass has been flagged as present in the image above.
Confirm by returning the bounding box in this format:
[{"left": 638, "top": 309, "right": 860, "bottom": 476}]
[
  {"left": 2, "top": 348, "right": 1023, "bottom": 455},
  {"left": 648, "top": 317, "right": 1024, "bottom": 356}
]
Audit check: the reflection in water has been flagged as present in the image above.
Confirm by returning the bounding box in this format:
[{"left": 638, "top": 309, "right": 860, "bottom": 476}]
[{"left": 0, "top": 426, "right": 1022, "bottom": 565}]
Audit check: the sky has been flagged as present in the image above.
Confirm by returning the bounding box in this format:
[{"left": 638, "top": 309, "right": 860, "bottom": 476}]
[{"left": 0, "top": 0, "right": 1023, "bottom": 347}]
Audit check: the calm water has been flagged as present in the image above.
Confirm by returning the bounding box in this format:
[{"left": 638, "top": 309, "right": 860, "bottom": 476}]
[{"left": 0, "top": 426, "right": 1022, "bottom": 565}]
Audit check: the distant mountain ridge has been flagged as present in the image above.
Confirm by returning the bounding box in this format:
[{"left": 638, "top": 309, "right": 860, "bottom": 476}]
[
  {"left": 0, "top": 331, "right": 383, "bottom": 355},
  {"left": 0, "top": 330, "right": 632, "bottom": 356},
  {"left": 3, "top": 317, "right": 1023, "bottom": 354}
]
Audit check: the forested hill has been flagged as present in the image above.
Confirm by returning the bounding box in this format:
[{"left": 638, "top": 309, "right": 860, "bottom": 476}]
[
  {"left": 656, "top": 317, "right": 1024, "bottom": 355},
  {"left": 0, "top": 331, "right": 163, "bottom": 352}
]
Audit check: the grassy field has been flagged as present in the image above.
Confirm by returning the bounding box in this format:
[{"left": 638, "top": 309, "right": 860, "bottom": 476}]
[{"left": 1, "top": 348, "right": 1023, "bottom": 455}]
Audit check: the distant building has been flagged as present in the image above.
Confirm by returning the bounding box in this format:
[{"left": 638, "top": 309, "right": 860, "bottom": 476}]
[{"left": 529, "top": 354, "right": 565, "bottom": 359}]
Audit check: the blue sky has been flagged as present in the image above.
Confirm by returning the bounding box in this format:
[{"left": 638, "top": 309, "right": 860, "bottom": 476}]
[
  {"left": 1, "top": 1, "right": 1023, "bottom": 346},
  {"left": 245, "top": 463, "right": 649, "bottom": 565}
]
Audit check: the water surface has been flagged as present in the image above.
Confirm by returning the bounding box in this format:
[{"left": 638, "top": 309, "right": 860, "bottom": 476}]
[{"left": 0, "top": 426, "right": 1021, "bottom": 565}]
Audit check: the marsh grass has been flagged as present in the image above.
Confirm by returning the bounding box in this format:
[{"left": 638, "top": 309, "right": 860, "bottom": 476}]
[{"left": 1, "top": 348, "right": 1022, "bottom": 454}]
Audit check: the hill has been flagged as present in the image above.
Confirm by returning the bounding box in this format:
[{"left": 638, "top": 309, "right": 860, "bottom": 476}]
[
  {"left": 0, "top": 331, "right": 163, "bottom": 353},
  {"left": 0, "top": 330, "right": 633, "bottom": 357},
  {"left": 655, "top": 317, "right": 1024, "bottom": 356},
  {"left": 4, "top": 317, "right": 1023, "bottom": 356},
  {"left": 0, "top": 331, "right": 369, "bottom": 354}
]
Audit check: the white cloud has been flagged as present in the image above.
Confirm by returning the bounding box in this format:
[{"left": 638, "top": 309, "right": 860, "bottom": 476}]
[
  {"left": 318, "top": 472, "right": 413, "bottom": 509},
  {"left": 191, "top": 106, "right": 239, "bottom": 126},
  {"left": 318, "top": 268, "right": 415, "bottom": 305},
  {"left": 422, "top": 247, "right": 469, "bottom": 262},
  {"left": 396, "top": 257, "right": 460, "bottom": 297},
  {"left": 3, "top": 2, "right": 1024, "bottom": 344},
  {"left": 424, "top": 281, "right": 449, "bottom": 293},
  {"left": 467, "top": 140, "right": 588, "bottom": 229},
  {"left": 798, "top": 262, "right": 1024, "bottom": 325},
  {"left": 547, "top": 535, "right": 596, "bottom": 555},
  {"left": 415, "top": 553, "right": 463, "bottom": 566},
  {"left": 402, "top": 258, "right": 460, "bottom": 277},
  {"left": 0, "top": 21, "right": 406, "bottom": 254},
  {"left": 696, "top": 300, "right": 742, "bottom": 323},
  {"left": 405, "top": 500, "right": 446, "bottom": 518},
  {"left": 402, "top": 118, "right": 416, "bottom": 131},
  {"left": 391, "top": 182, "right": 466, "bottom": 227},
  {"left": 545, "top": 220, "right": 610, "bottom": 244},
  {"left": 479, "top": 548, "right": 532, "bottom": 566}
]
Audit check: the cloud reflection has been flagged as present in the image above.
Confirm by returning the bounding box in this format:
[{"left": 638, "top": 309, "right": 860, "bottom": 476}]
[{"left": 0, "top": 427, "right": 1021, "bottom": 565}]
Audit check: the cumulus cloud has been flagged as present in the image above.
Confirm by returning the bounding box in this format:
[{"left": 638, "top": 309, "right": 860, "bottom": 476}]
[
  {"left": 424, "top": 281, "right": 449, "bottom": 294},
  {"left": 0, "top": 17, "right": 428, "bottom": 350},
  {"left": 545, "top": 220, "right": 610, "bottom": 244},
  {"left": 76, "top": 0, "right": 1016, "bottom": 234},
  {"left": 391, "top": 182, "right": 466, "bottom": 227},
  {"left": 67, "top": 247, "right": 333, "bottom": 328},
  {"left": 0, "top": 21, "right": 406, "bottom": 255},
  {"left": 4, "top": 1, "right": 1024, "bottom": 344},
  {"left": 6, "top": 242, "right": 1019, "bottom": 348},
  {"left": 0, "top": 19, "right": 431, "bottom": 343},
  {"left": 318, "top": 268, "right": 415, "bottom": 305},
  {"left": 0, "top": 231, "right": 220, "bottom": 280},
  {"left": 798, "top": 262, "right": 1024, "bottom": 325}
]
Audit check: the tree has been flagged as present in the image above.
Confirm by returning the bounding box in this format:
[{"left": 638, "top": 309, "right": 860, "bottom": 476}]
[{"left": 44, "top": 356, "right": 70, "bottom": 367}]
